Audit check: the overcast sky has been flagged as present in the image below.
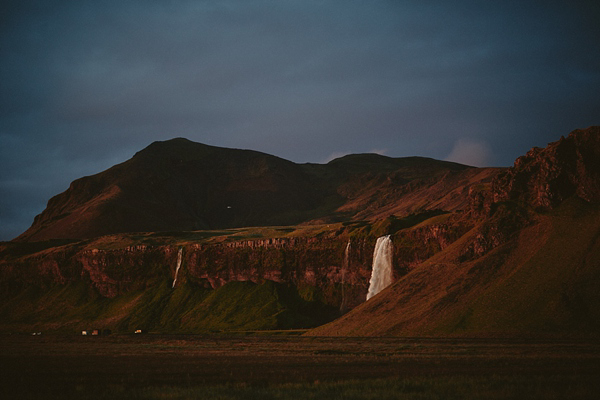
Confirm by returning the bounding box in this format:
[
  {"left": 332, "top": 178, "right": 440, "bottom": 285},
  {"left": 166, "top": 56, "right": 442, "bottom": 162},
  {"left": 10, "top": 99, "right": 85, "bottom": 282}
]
[{"left": 1, "top": 0, "right": 599, "bottom": 240}]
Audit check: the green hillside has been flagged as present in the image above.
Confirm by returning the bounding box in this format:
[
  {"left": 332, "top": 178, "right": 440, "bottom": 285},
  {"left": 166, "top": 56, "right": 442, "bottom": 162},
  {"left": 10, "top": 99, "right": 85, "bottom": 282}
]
[{"left": 0, "top": 278, "right": 336, "bottom": 334}]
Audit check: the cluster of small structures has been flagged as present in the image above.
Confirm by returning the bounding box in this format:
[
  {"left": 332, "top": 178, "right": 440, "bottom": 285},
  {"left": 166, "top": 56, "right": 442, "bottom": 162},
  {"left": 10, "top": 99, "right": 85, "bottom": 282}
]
[
  {"left": 80, "top": 329, "right": 145, "bottom": 335},
  {"left": 81, "top": 329, "right": 112, "bottom": 336}
]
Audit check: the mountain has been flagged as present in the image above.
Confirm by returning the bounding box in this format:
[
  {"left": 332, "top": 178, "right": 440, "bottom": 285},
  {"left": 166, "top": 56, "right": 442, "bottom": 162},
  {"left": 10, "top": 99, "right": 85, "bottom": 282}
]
[
  {"left": 15, "top": 138, "right": 493, "bottom": 242},
  {"left": 1, "top": 126, "right": 599, "bottom": 336}
]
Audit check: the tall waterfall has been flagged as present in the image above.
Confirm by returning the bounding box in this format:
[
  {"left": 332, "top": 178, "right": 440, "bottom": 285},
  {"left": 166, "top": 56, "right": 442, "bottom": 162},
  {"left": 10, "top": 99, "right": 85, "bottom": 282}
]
[
  {"left": 340, "top": 240, "right": 351, "bottom": 313},
  {"left": 172, "top": 247, "right": 183, "bottom": 288},
  {"left": 366, "top": 235, "right": 393, "bottom": 300}
]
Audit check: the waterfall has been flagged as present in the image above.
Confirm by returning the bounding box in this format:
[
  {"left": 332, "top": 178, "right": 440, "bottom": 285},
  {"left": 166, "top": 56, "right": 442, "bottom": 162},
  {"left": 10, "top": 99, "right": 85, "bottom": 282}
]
[
  {"left": 340, "top": 240, "right": 351, "bottom": 313},
  {"left": 172, "top": 247, "right": 183, "bottom": 288},
  {"left": 366, "top": 235, "right": 393, "bottom": 300}
]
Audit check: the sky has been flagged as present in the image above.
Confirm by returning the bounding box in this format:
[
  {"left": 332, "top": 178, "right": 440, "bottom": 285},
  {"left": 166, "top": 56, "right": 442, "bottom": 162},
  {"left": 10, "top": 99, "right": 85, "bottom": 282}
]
[{"left": 1, "top": 0, "right": 599, "bottom": 241}]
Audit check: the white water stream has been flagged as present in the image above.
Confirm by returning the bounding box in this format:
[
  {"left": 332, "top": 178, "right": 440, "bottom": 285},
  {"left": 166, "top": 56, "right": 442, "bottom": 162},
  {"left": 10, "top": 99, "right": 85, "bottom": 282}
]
[
  {"left": 366, "top": 235, "right": 393, "bottom": 300},
  {"left": 172, "top": 247, "right": 183, "bottom": 288}
]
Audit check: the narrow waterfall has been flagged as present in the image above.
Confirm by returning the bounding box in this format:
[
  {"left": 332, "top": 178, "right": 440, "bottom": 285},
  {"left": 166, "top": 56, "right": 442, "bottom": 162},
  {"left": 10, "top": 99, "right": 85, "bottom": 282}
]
[
  {"left": 340, "top": 240, "right": 351, "bottom": 313},
  {"left": 366, "top": 235, "right": 393, "bottom": 300},
  {"left": 172, "top": 247, "right": 183, "bottom": 288}
]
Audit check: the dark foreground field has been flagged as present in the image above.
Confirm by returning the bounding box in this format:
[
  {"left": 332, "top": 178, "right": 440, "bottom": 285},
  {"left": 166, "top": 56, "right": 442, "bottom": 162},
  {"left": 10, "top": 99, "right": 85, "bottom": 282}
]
[{"left": 1, "top": 334, "right": 599, "bottom": 399}]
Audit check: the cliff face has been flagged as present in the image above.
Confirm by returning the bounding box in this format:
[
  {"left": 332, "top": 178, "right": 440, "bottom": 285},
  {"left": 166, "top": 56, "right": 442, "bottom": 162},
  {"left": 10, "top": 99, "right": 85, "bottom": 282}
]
[{"left": 77, "top": 237, "right": 373, "bottom": 308}]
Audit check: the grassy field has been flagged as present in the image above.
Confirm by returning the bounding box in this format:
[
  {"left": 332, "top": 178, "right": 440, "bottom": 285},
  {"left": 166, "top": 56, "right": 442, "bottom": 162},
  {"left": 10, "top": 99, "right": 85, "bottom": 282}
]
[{"left": 1, "top": 334, "right": 599, "bottom": 399}]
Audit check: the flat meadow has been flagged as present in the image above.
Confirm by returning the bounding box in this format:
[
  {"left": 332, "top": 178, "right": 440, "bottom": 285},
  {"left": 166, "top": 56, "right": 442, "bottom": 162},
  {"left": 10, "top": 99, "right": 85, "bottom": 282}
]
[{"left": 1, "top": 333, "right": 599, "bottom": 399}]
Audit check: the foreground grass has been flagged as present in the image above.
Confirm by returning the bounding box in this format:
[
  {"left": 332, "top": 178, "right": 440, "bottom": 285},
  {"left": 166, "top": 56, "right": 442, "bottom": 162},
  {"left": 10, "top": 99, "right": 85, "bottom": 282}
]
[
  {"left": 4, "top": 335, "right": 598, "bottom": 399},
  {"left": 71, "top": 374, "right": 600, "bottom": 400}
]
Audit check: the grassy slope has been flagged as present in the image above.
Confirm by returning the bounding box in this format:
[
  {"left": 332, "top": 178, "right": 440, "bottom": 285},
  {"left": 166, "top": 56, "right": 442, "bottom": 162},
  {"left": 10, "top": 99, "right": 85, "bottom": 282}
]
[
  {"left": 308, "top": 198, "right": 600, "bottom": 337},
  {"left": 0, "top": 278, "right": 336, "bottom": 334},
  {"left": 452, "top": 198, "right": 600, "bottom": 336}
]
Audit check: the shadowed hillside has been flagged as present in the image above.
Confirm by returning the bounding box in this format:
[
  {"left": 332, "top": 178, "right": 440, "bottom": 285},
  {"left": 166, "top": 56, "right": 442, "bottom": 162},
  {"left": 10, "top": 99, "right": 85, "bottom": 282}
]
[{"left": 15, "top": 139, "right": 333, "bottom": 241}]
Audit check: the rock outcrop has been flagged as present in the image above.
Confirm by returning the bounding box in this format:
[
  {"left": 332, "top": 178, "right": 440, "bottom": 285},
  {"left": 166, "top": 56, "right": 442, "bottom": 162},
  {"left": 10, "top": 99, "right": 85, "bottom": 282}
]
[{"left": 493, "top": 126, "right": 600, "bottom": 210}]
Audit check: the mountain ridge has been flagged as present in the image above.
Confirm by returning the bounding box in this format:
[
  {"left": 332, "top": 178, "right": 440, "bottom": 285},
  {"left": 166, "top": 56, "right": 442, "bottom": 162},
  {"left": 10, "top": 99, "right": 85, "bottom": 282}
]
[{"left": 2, "top": 126, "right": 600, "bottom": 336}]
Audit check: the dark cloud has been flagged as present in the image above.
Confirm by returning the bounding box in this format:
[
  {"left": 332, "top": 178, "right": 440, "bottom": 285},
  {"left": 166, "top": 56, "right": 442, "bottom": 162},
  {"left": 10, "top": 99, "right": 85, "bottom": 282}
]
[{"left": 1, "top": 0, "right": 599, "bottom": 240}]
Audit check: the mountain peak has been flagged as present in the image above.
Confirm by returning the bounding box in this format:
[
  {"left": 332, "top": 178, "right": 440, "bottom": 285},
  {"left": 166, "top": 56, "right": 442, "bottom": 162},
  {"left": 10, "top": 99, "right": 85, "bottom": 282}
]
[{"left": 132, "top": 137, "right": 215, "bottom": 160}]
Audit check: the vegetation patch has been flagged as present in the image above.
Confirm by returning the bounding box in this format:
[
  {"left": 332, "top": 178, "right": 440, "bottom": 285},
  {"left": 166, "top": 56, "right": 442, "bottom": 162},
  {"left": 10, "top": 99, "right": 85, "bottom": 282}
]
[
  {"left": 180, "top": 280, "right": 337, "bottom": 332},
  {"left": 379, "top": 210, "right": 449, "bottom": 235}
]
